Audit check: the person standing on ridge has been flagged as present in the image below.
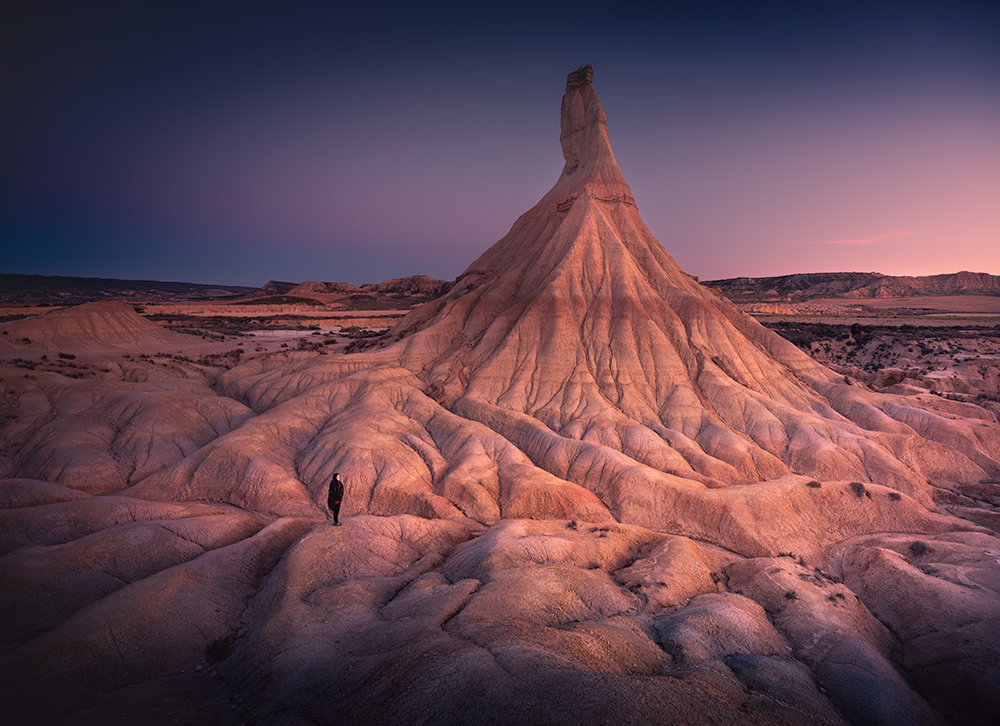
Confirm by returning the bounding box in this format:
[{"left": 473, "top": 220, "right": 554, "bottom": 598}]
[{"left": 328, "top": 473, "right": 345, "bottom": 526}]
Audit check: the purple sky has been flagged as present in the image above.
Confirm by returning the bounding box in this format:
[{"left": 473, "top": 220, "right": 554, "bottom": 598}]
[{"left": 1, "top": 1, "right": 998, "bottom": 287}]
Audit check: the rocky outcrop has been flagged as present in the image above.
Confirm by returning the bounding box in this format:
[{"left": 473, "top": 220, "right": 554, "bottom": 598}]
[
  {"left": 364, "top": 275, "right": 452, "bottom": 297},
  {"left": 281, "top": 276, "right": 451, "bottom": 301},
  {"left": 288, "top": 280, "right": 363, "bottom": 295}
]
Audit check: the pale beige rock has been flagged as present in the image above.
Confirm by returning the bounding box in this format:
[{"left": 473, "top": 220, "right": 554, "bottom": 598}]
[
  {"left": 223, "top": 517, "right": 845, "bottom": 726},
  {"left": 2, "top": 368, "right": 254, "bottom": 493},
  {"left": 615, "top": 535, "right": 736, "bottom": 611}
]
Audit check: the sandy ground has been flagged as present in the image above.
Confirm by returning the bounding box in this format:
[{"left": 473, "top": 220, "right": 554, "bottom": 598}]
[{"left": 736, "top": 295, "right": 1000, "bottom": 326}]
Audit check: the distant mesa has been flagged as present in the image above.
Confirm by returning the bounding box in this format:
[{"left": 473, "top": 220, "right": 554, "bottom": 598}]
[
  {"left": 249, "top": 280, "right": 299, "bottom": 297},
  {"left": 0, "top": 273, "right": 255, "bottom": 305},
  {"left": 288, "top": 280, "right": 362, "bottom": 295},
  {"left": 0, "top": 273, "right": 454, "bottom": 309},
  {"left": 706, "top": 270, "right": 1000, "bottom": 302},
  {"left": 365, "top": 275, "right": 452, "bottom": 297},
  {"left": 249, "top": 275, "right": 451, "bottom": 300}
]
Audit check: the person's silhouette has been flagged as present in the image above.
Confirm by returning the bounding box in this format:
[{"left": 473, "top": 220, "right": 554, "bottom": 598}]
[{"left": 328, "top": 473, "right": 344, "bottom": 525}]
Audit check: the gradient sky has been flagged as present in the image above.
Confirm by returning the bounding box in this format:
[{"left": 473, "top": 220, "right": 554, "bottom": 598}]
[{"left": 1, "top": 0, "right": 998, "bottom": 286}]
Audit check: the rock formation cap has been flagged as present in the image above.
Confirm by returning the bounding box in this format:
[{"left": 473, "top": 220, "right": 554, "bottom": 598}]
[{"left": 566, "top": 65, "right": 594, "bottom": 91}]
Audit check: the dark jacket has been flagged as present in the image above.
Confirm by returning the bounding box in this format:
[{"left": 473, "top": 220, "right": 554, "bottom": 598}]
[{"left": 328, "top": 477, "right": 344, "bottom": 507}]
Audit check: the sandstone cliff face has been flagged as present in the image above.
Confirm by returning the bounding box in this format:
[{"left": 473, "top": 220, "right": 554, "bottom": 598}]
[{"left": 2, "top": 69, "right": 999, "bottom": 726}]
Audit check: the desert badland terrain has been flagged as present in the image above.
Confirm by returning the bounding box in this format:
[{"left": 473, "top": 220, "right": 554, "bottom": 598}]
[{"left": 2, "top": 68, "right": 999, "bottom": 726}]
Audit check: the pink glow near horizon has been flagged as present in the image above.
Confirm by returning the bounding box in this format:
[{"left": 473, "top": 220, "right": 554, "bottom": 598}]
[{"left": 800, "top": 231, "right": 925, "bottom": 246}]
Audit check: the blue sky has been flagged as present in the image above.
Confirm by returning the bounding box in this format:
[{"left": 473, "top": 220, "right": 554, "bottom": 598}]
[{"left": 2, "top": 1, "right": 998, "bottom": 286}]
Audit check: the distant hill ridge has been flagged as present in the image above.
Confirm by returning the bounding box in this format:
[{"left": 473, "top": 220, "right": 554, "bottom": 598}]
[
  {"left": 704, "top": 270, "right": 1000, "bottom": 302},
  {"left": 0, "top": 273, "right": 452, "bottom": 305},
  {"left": 283, "top": 275, "right": 451, "bottom": 298},
  {"left": 0, "top": 273, "right": 256, "bottom": 305}
]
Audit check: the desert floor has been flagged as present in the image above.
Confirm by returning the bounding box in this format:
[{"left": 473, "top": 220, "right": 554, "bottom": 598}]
[{"left": 0, "top": 294, "right": 998, "bottom": 726}]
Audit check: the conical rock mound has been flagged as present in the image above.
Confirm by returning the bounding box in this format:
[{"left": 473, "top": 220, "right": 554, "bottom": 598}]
[
  {"left": 386, "top": 69, "right": 998, "bottom": 503},
  {"left": 1, "top": 300, "right": 188, "bottom": 350}
]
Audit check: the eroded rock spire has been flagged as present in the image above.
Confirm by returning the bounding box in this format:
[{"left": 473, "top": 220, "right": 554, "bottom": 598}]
[{"left": 552, "top": 65, "right": 634, "bottom": 206}]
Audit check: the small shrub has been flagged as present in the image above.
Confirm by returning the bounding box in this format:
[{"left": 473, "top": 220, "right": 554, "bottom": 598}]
[
  {"left": 206, "top": 633, "right": 237, "bottom": 663},
  {"left": 710, "top": 572, "right": 722, "bottom": 585},
  {"left": 805, "top": 480, "right": 821, "bottom": 489},
  {"left": 57, "top": 352, "right": 75, "bottom": 360},
  {"left": 888, "top": 492, "right": 902, "bottom": 502},
  {"left": 909, "top": 541, "right": 930, "bottom": 557},
  {"left": 849, "top": 481, "right": 871, "bottom": 499},
  {"left": 784, "top": 591, "right": 798, "bottom": 601}
]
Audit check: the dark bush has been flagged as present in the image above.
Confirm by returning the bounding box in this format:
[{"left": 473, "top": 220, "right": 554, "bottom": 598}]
[{"left": 206, "top": 633, "right": 237, "bottom": 663}]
